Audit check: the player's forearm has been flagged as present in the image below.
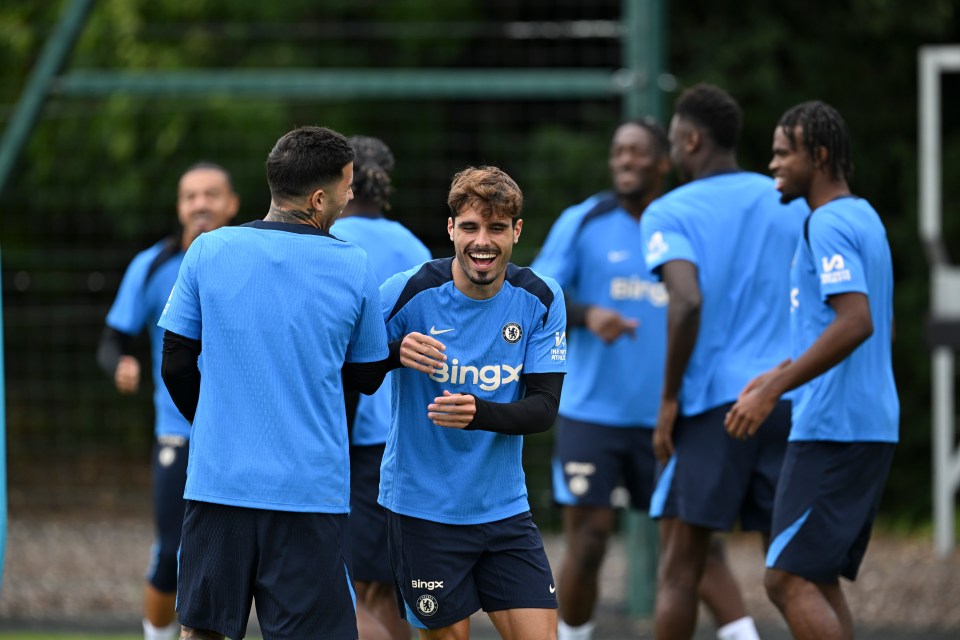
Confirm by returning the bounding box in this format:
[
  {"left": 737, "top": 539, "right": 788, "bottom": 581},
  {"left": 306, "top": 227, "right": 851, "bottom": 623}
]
[
  {"left": 766, "top": 309, "right": 872, "bottom": 398},
  {"left": 662, "top": 295, "right": 700, "bottom": 400},
  {"left": 161, "top": 330, "right": 202, "bottom": 423},
  {"left": 342, "top": 340, "right": 402, "bottom": 395},
  {"left": 96, "top": 327, "right": 132, "bottom": 377},
  {"left": 660, "top": 260, "right": 701, "bottom": 400},
  {"left": 565, "top": 297, "right": 589, "bottom": 328},
  {"left": 465, "top": 373, "right": 563, "bottom": 435}
]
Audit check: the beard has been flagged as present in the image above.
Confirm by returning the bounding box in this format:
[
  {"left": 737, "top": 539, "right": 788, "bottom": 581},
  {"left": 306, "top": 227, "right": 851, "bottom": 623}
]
[
  {"left": 614, "top": 184, "right": 648, "bottom": 201},
  {"left": 779, "top": 191, "right": 803, "bottom": 205}
]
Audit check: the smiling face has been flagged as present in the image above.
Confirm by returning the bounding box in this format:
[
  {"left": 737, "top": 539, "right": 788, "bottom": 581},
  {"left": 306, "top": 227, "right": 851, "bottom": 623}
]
[
  {"left": 769, "top": 124, "right": 814, "bottom": 205},
  {"left": 448, "top": 205, "right": 522, "bottom": 299},
  {"left": 177, "top": 167, "right": 239, "bottom": 248},
  {"left": 609, "top": 122, "right": 667, "bottom": 200}
]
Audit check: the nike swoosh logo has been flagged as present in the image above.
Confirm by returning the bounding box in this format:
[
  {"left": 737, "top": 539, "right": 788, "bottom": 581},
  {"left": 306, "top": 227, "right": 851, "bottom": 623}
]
[
  {"left": 549, "top": 584, "right": 556, "bottom": 594},
  {"left": 429, "top": 326, "right": 454, "bottom": 335}
]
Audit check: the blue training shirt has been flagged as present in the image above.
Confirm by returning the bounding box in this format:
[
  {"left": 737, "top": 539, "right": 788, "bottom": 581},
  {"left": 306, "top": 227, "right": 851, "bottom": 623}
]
[
  {"left": 532, "top": 193, "right": 666, "bottom": 427},
  {"left": 331, "top": 215, "right": 431, "bottom": 446},
  {"left": 378, "top": 258, "right": 567, "bottom": 525},
  {"left": 158, "top": 221, "right": 389, "bottom": 512},
  {"left": 790, "top": 197, "right": 899, "bottom": 442},
  {"left": 106, "top": 239, "right": 191, "bottom": 439},
  {"left": 640, "top": 171, "right": 808, "bottom": 416}
]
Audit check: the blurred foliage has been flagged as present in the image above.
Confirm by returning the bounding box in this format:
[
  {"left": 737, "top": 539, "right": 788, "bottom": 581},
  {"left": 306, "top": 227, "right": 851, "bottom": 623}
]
[{"left": 1, "top": 0, "right": 959, "bottom": 527}]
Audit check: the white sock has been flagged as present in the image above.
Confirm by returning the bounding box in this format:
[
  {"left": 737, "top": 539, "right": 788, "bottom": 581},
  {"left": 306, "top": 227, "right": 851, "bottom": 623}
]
[
  {"left": 717, "top": 616, "right": 761, "bottom": 640},
  {"left": 143, "top": 619, "right": 180, "bottom": 640},
  {"left": 558, "top": 619, "right": 595, "bottom": 640}
]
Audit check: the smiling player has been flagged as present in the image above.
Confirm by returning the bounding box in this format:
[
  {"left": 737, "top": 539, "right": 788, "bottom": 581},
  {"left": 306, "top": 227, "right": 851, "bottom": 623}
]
[{"left": 378, "top": 166, "right": 567, "bottom": 640}]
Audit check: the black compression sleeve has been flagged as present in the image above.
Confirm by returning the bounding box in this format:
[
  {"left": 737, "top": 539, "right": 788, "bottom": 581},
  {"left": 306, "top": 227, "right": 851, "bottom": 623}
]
[
  {"left": 96, "top": 327, "right": 133, "bottom": 377},
  {"left": 565, "top": 298, "right": 589, "bottom": 328},
  {"left": 464, "top": 372, "right": 563, "bottom": 436},
  {"left": 342, "top": 340, "right": 403, "bottom": 395},
  {"left": 161, "top": 330, "right": 202, "bottom": 423}
]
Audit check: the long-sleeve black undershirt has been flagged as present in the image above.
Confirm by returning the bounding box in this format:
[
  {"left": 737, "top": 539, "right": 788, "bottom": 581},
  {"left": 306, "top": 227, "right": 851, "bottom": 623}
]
[
  {"left": 96, "top": 327, "right": 134, "bottom": 377},
  {"left": 465, "top": 372, "right": 564, "bottom": 436},
  {"left": 161, "top": 329, "right": 561, "bottom": 435},
  {"left": 161, "top": 330, "right": 402, "bottom": 423}
]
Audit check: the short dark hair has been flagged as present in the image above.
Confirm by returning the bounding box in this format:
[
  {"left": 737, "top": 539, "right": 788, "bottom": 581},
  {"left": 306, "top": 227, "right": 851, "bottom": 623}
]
[
  {"left": 674, "top": 83, "right": 743, "bottom": 151},
  {"left": 777, "top": 100, "right": 854, "bottom": 182},
  {"left": 182, "top": 161, "right": 234, "bottom": 191},
  {"left": 349, "top": 135, "right": 395, "bottom": 211},
  {"left": 447, "top": 166, "right": 523, "bottom": 223},
  {"left": 266, "top": 126, "right": 355, "bottom": 202},
  {"left": 620, "top": 116, "right": 670, "bottom": 157}
]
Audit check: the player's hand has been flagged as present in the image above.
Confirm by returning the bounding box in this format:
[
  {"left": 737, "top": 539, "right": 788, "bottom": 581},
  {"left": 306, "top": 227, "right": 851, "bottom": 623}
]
[
  {"left": 585, "top": 306, "right": 639, "bottom": 344},
  {"left": 736, "top": 359, "right": 791, "bottom": 399},
  {"left": 725, "top": 360, "right": 789, "bottom": 439},
  {"left": 399, "top": 332, "right": 446, "bottom": 374},
  {"left": 114, "top": 355, "right": 141, "bottom": 393},
  {"left": 652, "top": 397, "right": 679, "bottom": 463},
  {"left": 427, "top": 390, "right": 476, "bottom": 429}
]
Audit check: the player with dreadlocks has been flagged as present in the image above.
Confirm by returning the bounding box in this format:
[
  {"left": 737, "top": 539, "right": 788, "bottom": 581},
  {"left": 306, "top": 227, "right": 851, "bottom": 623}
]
[
  {"left": 726, "top": 101, "right": 898, "bottom": 640},
  {"left": 331, "top": 135, "right": 431, "bottom": 640}
]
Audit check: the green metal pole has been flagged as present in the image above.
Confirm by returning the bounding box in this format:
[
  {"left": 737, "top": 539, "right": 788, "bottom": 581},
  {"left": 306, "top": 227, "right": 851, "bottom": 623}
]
[
  {"left": 622, "top": 0, "right": 666, "bottom": 122},
  {"left": 0, "top": 0, "right": 94, "bottom": 199},
  {"left": 622, "top": 0, "right": 667, "bottom": 620}
]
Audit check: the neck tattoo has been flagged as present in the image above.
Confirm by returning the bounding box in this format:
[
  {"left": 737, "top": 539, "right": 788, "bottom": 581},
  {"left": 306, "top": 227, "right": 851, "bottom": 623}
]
[{"left": 265, "top": 204, "right": 315, "bottom": 224}]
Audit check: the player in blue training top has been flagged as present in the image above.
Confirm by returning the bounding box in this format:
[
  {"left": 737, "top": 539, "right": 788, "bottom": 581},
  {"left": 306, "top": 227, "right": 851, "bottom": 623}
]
[
  {"left": 379, "top": 166, "right": 566, "bottom": 639},
  {"left": 639, "top": 84, "right": 808, "bottom": 640},
  {"left": 159, "top": 126, "right": 390, "bottom": 640},
  {"left": 532, "top": 118, "right": 756, "bottom": 640},
  {"left": 97, "top": 162, "right": 238, "bottom": 640},
  {"left": 331, "top": 135, "right": 431, "bottom": 640},
  {"left": 725, "top": 101, "right": 898, "bottom": 640}
]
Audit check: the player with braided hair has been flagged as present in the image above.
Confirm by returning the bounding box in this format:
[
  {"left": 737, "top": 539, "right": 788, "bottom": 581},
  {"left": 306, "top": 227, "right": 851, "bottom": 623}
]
[
  {"left": 726, "top": 101, "right": 897, "bottom": 640},
  {"left": 332, "top": 135, "right": 430, "bottom": 640}
]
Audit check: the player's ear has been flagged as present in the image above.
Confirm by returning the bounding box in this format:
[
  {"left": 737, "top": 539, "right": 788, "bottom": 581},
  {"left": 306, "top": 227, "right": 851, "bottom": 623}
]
[
  {"left": 814, "top": 144, "right": 830, "bottom": 171},
  {"left": 513, "top": 218, "right": 522, "bottom": 244},
  {"left": 310, "top": 187, "right": 325, "bottom": 213},
  {"left": 447, "top": 216, "right": 454, "bottom": 241}
]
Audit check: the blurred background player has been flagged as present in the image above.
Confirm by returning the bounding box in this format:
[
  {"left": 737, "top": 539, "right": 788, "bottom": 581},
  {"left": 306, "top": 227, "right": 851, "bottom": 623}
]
[
  {"left": 97, "top": 162, "right": 238, "bottom": 640},
  {"left": 532, "top": 119, "right": 755, "bottom": 640},
  {"left": 639, "top": 84, "right": 808, "bottom": 640},
  {"left": 378, "top": 166, "right": 566, "bottom": 639},
  {"left": 332, "top": 135, "right": 431, "bottom": 640},
  {"left": 725, "top": 101, "right": 898, "bottom": 640},
  {"left": 159, "top": 126, "right": 390, "bottom": 640}
]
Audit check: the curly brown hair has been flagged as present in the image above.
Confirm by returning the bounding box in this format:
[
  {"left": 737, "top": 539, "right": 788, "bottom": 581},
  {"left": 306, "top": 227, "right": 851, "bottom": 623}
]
[{"left": 447, "top": 166, "right": 523, "bottom": 223}]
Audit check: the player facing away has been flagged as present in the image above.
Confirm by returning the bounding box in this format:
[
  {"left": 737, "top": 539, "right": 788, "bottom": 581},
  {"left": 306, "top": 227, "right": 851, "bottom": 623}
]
[
  {"left": 531, "top": 118, "right": 757, "bottom": 640},
  {"left": 725, "top": 101, "right": 898, "bottom": 640},
  {"left": 331, "top": 135, "right": 431, "bottom": 640},
  {"left": 159, "top": 126, "right": 391, "bottom": 640},
  {"left": 639, "top": 84, "right": 809, "bottom": 640},
  {"left": 97, "top": 162, "right": 238, "bottom": 640},
  {"left": 378, "top": 166, "right": 566, "bottom": 640}
]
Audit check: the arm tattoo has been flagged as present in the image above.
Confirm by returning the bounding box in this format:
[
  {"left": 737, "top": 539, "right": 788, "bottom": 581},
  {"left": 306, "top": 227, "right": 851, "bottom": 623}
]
[
  {"left": 180, "top": 627, "right": 226, "bottom": 640},
  {"left": 265, "top": 203, "right": 314, "bottom": 224}
]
